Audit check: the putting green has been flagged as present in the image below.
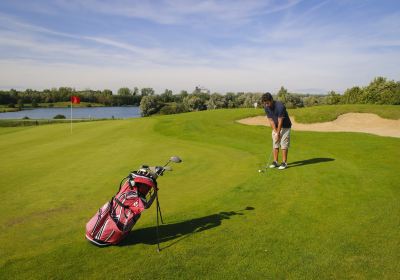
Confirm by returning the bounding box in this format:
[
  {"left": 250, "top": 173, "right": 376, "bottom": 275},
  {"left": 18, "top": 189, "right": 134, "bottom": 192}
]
[{"left": 0, "top": 108, "right": 399, "bottom": 279}]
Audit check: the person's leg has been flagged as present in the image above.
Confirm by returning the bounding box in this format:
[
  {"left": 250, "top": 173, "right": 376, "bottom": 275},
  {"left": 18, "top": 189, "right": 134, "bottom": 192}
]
[
  {"left": 282, "top": 149, "right": 288, "bottom": 163},
  {"left": 274, "top": 148, "right": 279, "bottom": 162},
  {"left": 278, "top": 128, "right": 290, "bottom": 170},
  {"left": 270, "top": 130, "right": 280, "bottom": 168}
]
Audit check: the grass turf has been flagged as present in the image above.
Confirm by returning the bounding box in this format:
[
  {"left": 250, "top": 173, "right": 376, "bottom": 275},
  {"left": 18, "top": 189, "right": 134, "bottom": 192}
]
[
  {"left": 288, "top": 104, "right": 400, "bottom": 123},
  {"left": 0, "top": 119, "right": 106, "bottom": 127},
  {"left": 0, "top": 107, "right": 399, "bottom": 279}
]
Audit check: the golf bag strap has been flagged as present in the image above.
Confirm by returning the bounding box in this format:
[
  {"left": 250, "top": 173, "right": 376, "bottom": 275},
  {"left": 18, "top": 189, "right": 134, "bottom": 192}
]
[
  {"left": 114, "top": 197, "right": 130, "bottom": 209},
  {"left": 118, "top": 176, "right": 129, "bottom": 192}
]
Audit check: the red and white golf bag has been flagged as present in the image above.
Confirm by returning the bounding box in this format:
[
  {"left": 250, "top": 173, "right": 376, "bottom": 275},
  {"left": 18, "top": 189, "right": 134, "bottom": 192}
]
[{"left": 85, "top": 170, "right": 158, "bottom": 246}]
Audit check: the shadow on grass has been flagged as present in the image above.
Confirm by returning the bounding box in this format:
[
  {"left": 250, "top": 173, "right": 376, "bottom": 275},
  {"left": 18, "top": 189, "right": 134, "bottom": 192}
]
[
  {"left": 289, "top": 157, "right": 335, "bottom": 168},
  {"left": 119, "top": 206, "right": 255, "bottom": 249}
]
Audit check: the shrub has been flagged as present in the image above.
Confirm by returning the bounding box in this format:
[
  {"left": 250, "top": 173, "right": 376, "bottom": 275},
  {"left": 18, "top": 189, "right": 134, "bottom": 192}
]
[
  {"left": 139, "top": 95, "right": 162, "bottom": 116},
  {"left": 53, "top": 114, "right": 66, "bottom": 119},
  {"left": 159, "top": 103, "right": 187, "bottom": 115}
]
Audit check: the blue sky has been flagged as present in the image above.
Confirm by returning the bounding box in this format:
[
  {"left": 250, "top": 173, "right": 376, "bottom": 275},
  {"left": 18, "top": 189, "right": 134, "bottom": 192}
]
[{"left": 0, "top": 0, "right": 399, "bottom": 94}]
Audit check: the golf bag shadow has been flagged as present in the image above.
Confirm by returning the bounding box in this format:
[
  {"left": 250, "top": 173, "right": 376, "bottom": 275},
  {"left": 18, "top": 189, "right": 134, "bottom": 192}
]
[{"left": 85, "top": 172, "right": 158, "bottom": 246}]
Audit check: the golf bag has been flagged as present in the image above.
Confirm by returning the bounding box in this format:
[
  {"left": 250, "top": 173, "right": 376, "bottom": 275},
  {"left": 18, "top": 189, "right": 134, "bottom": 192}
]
[
  {"left": 85, "top": 170, "right": 158, "bottom": 246},
  {"left": 86, "top": 157, "right": 182, "bottom": 248}
]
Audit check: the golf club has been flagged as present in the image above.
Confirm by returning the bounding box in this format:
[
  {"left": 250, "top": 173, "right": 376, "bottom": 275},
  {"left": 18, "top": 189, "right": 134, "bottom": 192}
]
[
  {"left": 259, "top": 148, "right": 273, "bottom": 173},
  {"left": 156, "top": 156, "right": 182, "bottom": 252}
]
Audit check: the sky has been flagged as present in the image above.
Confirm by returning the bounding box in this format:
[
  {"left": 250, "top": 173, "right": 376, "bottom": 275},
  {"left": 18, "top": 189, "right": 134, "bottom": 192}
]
[{"left": 0, "top": 0, "right": 399, "bottom": 94}]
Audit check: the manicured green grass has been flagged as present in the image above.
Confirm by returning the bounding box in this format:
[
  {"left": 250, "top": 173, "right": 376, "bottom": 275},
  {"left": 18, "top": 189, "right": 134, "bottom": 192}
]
[
  {"left": 288, "top": 104, "right": 400, "bottom": 123},
  {"left": 0, "top": 107, "right": 399, "bottom": 279}
]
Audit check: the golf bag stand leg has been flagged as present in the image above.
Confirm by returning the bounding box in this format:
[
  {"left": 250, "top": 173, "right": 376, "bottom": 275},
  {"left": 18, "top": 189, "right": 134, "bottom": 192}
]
[
  {"left": 156, "top": 194, "right": 164, "bottom": 224},
  {"left": 156, "top": 192, "right": 161, "bottom": 252}
]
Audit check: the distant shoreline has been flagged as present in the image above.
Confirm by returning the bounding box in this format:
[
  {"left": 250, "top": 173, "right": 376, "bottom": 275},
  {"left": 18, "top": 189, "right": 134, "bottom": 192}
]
[
  {"left": 0, "top": 104, "right": 139, "bottom": 113},
  {"left": 0, "top": 106, "right": 141, "bottom": 120}
]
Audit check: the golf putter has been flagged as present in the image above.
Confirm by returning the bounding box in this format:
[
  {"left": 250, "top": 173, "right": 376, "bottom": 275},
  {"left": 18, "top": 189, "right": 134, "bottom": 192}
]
[{"left": 259, "top": 148, "right": 273, "bottom": 173}]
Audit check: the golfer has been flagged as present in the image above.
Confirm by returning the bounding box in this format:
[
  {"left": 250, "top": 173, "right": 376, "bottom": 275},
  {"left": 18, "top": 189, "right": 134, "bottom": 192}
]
[{"left": 261, "top": 92, "right": 292, "bottom": 170}]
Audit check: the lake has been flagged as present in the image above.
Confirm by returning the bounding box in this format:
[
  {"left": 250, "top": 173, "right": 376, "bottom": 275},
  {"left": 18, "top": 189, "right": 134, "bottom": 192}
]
[{"left": 0, "top": 107, "right": 141, "bottom": 119}]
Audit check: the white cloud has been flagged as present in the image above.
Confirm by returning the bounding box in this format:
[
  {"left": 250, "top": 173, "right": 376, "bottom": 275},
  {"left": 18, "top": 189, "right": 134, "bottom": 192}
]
[
  {"left": 0, "top": 13, "right": 210, "bottom": 67},
  {"left": 54, "top": 0, "right": 302, "bottom": 25},
  {"left": 0, "top": 1, "right": 399, "bottom": 93}
]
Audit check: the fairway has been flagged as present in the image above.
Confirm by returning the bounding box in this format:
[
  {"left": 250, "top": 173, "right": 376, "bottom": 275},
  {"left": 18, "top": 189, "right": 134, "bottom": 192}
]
[{"left": 1, "top": 108, "right": 399, "bottom": 279}]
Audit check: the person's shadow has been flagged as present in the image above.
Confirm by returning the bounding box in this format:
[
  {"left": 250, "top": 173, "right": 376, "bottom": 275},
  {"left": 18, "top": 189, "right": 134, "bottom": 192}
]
[
  {"left": 288, "top": 157, "right": 335, "bottom": 168},
  {"left": 119, "top": 206, "right": 255, "bottom": 249}
]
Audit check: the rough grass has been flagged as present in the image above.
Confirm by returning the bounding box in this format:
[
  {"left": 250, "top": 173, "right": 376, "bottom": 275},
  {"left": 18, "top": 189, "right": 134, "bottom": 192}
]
[
  {"left": 0, "top": 107, "right": 399, "bottom": 279},
  {"left": 0, "top": 102, "right": 103, "bottom": 113},
  {"left": 0, "top": 119, "right": 107, "bottom": 127},
  {"left": 288, "top": 104, "right": 400, "bottom": 123},
  {"left": 0, "top": 107, "right": 19, "bottom": 113}
]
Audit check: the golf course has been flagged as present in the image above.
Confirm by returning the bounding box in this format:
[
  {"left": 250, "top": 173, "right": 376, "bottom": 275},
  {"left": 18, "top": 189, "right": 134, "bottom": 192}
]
[{"left": 1, "top": 105, "right": 399, "bottom": 279}]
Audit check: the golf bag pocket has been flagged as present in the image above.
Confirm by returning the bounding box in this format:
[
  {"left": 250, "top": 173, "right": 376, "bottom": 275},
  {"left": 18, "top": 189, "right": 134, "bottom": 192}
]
[
  {"left": 86, "top": 201, "right": 111, "bottom": 237},
  {"left": 86, "top": 201, "right": 124, "bottom": 246},
  {"left": 93, "top": 216, "right": 124, "bottom": 245},
  {"left": 111, "top": 195, "right": 143, "bottom": 231}
]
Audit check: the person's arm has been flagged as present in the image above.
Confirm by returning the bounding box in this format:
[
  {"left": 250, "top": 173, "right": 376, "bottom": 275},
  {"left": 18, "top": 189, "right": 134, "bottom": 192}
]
[
  {"left": 276, "top": 103, "right": 287, "bottom": 139},
  {"left": 268, "top": 118, "right": 277, "bottom": 131},
  {"left": 276, "top": 118, "right": 283, "bottom": 141},
  {"left": 268, "top": 118, "right": 280, "bottom": 144}
]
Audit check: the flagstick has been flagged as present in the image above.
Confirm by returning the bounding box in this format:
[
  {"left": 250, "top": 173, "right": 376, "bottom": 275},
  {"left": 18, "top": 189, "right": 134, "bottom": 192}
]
[{"left": 70, "top": 99, "right": 72, "bottom": 134}]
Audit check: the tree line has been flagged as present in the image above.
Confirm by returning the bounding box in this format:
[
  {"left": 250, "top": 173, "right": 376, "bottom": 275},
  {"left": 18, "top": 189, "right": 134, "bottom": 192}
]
[
  {"left": 0, "top": 76, "right": 398, "bottom": 116},
  {"left": 0, "top": 87, "right": 154, "bottom": 109},
  {"left": 140, "top": 76, "right": 399, "bottom": 116}
]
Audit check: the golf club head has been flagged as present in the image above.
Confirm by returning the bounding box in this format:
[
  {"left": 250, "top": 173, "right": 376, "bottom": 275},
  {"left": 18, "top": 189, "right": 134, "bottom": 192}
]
[
  {"left": 164, "top": 166, "right": 173, "bottom": 171},
  {"left": 169, "top": 156, "right": 182, "bottom": 163}
]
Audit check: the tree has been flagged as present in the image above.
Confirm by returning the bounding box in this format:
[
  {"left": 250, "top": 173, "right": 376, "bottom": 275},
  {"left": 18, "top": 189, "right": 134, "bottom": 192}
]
[
  {"left": 17, "top": 99, "right": 23, "bottom": 110},
  {"left": 160, "top": 89, "right": 173, "bottom": 103},
  {"left": 159, "top": 102, "right": 187, "bottom": 115},
  {"left": 236, "top": 92, "right": 246, "bottom": 107},
  {"left": 103, "top": 89, "right": 113, "bottom": 95},
  {"left": 362, "top": 77, "right": 387, "bottom": 104},
  {"left": 380, "top": 81, "right": 400, "bottom": 105},
  {"left": 243, "top": 93, "right": 262, "bottom": 108},
  {"left": 183, "top": 96, "right": 204, "bottom": 111},
  {"left": 303, "top": 96, "right": 316, "bottom": 107},
  {"left": 141, "top": 88, "right": 155, "bottom": 97},
  {"left": 191, "top": 91, "right": 210, "bottom": 107},
  {"left": 174, "top": 90, "right": 188, "bottom": 103},
  {"left": 276, "top": 87, "right": 305, "bottom": 108},
  {"left": 286, "top": 94, "right": 304, "bottom": 108},
  {"left": 132, "top": 87, "right": 139, "bottom": 96},
  {"left": 139, "top": 95, "right": 162, "bottom": 116},
  {"left": 207, "top": 93, "right": 226, "bottom": 109},
  {"left": 277, "top": 86, "right": 289, "bottom": 103},
  {"left": 326, "top": 91, "right": 342, "bottom": 105},
  {"left": 32, "top": 99, "right": 38, "bottom": 108},
  {"left": 342, "top": 87, "right": 363, "bottom": 104},
  {"left": 225, "top": 92, "right": 238, "bottom": 108},
  {"left": 58, "top": 87, "right": 74, "bottom": 102},
  {"left": 368, "top": 78, "right": 398, "bottom": 105},
  {"left": 117, "top": 87, "right": 131, "bottom": 96}
]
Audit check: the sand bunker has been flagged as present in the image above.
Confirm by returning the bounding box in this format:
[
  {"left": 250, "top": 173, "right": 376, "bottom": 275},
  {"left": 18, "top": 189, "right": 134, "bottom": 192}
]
[{"left": 237, "top": 113, "right": 400, "bottom": 138}]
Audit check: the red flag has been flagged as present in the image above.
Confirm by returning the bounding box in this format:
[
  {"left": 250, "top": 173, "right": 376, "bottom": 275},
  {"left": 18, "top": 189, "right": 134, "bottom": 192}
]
[{"left": 71, "top": 96, "right": 80, "bottom": 104}]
